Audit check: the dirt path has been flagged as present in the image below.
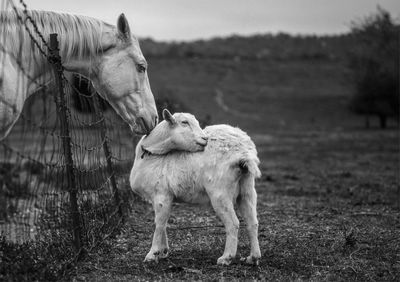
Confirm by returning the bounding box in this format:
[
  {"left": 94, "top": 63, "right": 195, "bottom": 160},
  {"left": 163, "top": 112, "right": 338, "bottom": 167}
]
[
  {"left": 214, "top": 88, "right": 260, "bottom": 119},
  {"left": 214, "top": 68, "right": 260, "bottom": 120}
]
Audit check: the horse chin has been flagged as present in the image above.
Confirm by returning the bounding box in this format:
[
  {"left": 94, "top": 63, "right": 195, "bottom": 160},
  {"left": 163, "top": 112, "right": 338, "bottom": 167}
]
[
  {"left": 129, "top": 124, "right": 147, "bottom": 135},
  {"left": 111, "top": 97, "right": 155, "bottom": 135},
  {"left": 109, "top": 101, "right": 146, "bottom": 135}
]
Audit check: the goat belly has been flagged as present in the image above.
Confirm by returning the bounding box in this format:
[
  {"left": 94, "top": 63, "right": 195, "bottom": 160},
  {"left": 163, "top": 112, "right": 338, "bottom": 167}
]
[{"left": 173, "top": 185, "right": 210, "bottom": 205}]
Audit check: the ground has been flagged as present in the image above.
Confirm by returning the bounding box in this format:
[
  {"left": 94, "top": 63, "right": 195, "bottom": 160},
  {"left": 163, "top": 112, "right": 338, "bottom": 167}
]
[
  {"left": 72, "top": 127, "right": 399, "bottom": 281},
  {"left": 4, "top": 57, "right": 398, "bottom": 281},
  {"left": 70, "top": 58, "right": 399, "bottom": 281}
]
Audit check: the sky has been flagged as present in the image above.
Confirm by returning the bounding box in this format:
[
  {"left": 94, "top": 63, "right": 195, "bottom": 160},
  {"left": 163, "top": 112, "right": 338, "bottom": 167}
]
[{"left": 11, "top": 0, "right": 400, "bottom": 41}]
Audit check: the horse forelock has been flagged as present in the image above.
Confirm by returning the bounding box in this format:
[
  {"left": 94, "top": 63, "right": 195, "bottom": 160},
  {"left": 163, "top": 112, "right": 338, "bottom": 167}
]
[{"left": 0, "top": 9, "right": 123, "bottom": 62}]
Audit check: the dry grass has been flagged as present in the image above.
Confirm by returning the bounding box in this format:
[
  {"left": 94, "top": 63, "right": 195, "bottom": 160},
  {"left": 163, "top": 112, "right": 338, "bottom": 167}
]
[
  {"left": 72, "top": 128, "right": 399, "bottom": 281},
  {"left": 3, "top": 57, "right": 398, "bottom": 281}
]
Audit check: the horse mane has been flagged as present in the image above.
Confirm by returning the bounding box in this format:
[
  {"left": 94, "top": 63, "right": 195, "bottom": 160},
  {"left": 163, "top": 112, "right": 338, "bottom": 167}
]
[{"left": 0, "top": 9, "right": 116, "bottom": 62}]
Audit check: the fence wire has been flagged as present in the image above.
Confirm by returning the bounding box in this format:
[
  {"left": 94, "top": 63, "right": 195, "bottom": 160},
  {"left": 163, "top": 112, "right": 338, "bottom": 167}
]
[{"left": 0, "top": 0, "right": 138, "bottom": 250}]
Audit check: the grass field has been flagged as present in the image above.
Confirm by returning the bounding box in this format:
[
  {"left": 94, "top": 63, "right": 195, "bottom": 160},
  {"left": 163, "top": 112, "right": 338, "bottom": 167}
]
[
  {"left": 73, "top": 129, "right": 399, "bottom": 281},
  {"left": 67, "top": 58, "right": 399, "bottom": 281}
]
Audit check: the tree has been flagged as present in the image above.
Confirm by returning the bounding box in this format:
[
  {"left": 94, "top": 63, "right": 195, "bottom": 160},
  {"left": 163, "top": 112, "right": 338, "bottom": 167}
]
[{"left": 349, "top": 7, "right": 399, "bottom": 128}]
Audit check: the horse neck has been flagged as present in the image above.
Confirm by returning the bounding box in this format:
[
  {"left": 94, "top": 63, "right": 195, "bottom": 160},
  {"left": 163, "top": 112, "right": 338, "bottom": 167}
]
[
  {"left": 27, "top": 31, "right": 115, "bottom": 99},
  {"left": 17, "top": 12, "right": 116, "bottom": 96},
  {"left": 58, "top": 23, "right": 117, "bottom": 77},
  {"left": 21, "top": 54, "right": 75, "bottom": 99}
]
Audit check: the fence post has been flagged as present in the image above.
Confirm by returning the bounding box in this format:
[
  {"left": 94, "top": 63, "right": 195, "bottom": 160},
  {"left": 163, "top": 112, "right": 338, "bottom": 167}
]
[
  {"left": 92, "top": 94, "right": 123, "bottom": 218},
  {"left": 49, "top": 33, "right": 82, "bottom": 252}
]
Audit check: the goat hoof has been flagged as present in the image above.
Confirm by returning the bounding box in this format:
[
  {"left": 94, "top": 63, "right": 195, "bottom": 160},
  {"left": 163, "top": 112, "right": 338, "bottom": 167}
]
[
  {"left": 217, "top": 255, "right": 233, "bottom": 265},
  {"left": 144, "top": 248, "right": 169, "bottom": 262},
  {"left": 159, "top": 248, "right": 169, "bottom": 258},
  {"left": 144, "top": 251, "right": 159, "bottom": 263},
  {"left": 144, "top": 255, "right": 157, "bottom": 263},
  {"left": 241, "top": 255, "right": 260, "bottom": 266}
]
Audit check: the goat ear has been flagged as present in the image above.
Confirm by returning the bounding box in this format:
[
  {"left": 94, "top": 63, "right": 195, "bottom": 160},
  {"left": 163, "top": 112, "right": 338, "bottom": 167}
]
[
  {"left": 141, "top": 137, "right": 175, "bottom": 155},
  {"left": 162, "top": 109, "right": 177, "bottom": 125},
  {"left": 117, "top": 13, "right": 131, "bottom": 41}
]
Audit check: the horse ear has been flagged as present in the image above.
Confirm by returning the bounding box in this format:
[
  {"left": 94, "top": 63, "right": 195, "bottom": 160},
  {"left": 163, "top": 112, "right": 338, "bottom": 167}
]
[
  {"left": 117, "top": 13, "right": 131, "bottom": 40},
  {"left": 162, "top": 109, "right": 177, "bottom": 125}
]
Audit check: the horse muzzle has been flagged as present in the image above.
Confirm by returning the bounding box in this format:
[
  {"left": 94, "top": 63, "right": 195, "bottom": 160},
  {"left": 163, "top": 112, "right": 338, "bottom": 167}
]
[{"left": 136, "top": 113, "right": 158, "bottom": 135}]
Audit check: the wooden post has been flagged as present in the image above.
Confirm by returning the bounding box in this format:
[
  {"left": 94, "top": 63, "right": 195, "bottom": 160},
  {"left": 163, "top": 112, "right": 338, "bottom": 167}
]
[
  {"left": 49, "top": 33, "right": 82, "bottom": 252},
  {"left": 397, "top": 28, "right": 400, "bottom": 211}
]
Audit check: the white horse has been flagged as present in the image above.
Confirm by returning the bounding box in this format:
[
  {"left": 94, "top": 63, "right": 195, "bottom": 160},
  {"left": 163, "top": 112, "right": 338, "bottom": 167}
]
[{"left": 0, "top": 9, "right": 158, "bottom": 140}]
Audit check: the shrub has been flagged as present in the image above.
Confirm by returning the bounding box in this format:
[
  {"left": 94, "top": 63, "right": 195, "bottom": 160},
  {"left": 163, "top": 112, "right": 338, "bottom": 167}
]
[{"left": 348, "top": 7, "right": 399, "bottom": 128}]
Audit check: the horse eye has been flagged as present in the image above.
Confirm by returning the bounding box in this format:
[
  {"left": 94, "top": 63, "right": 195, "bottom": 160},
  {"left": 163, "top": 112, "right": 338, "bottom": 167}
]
[{"left": 137, "top": 64, "right": 146, "bottom": 73}]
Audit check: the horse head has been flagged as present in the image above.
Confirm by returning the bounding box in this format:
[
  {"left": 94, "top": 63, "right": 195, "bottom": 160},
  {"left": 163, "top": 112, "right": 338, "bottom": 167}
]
[
  {"left": 0, "top": 10, "right": 158, "bottom": 139},
  {"left": 85, "top": 14, "right": 158, "bottom": 135}
]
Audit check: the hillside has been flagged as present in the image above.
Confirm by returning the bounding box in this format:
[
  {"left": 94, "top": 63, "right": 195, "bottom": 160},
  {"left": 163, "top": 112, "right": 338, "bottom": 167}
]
[
  {"left": 140, "top": 33, "right": 354, "bottom": 61},
  {"left": 146, "top": 57, "right": 364, "bottom": 134},
  {"left": 139, "top": 32, "right": 388, "bottom": 133}
]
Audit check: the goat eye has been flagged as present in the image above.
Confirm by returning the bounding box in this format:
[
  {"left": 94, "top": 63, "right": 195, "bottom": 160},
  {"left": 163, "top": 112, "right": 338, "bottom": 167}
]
[
  {"left": 181, "top": 121, "right": 189, "bottom": 126},
  {"left": 137, "top": 64, "right": 146, "bottom": 73}
]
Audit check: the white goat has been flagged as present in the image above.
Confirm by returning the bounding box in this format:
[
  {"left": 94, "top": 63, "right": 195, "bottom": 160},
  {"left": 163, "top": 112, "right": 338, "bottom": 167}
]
[{"left": 130, "top": 109, "right": 261, "bottom": 265}]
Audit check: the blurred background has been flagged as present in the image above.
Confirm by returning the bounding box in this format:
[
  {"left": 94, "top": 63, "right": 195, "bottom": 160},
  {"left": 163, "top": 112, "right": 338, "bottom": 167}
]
[{"left": 25, "top": 0, "right": 400, "bottom": 132}]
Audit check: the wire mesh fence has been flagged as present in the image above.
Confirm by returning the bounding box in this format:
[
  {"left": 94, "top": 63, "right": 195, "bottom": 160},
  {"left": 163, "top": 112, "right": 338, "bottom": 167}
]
[{"left": 0, "top": 0, "right": 138, "bottom": 252}]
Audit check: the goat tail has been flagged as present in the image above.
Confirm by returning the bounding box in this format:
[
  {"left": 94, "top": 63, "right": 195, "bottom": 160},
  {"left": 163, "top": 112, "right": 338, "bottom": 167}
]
[
  {"left": 237, "top": 156, "right": 260, "bottom": 206},
  {"left": 238, "top": 157, "right": 261, "bottom": 179}
]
